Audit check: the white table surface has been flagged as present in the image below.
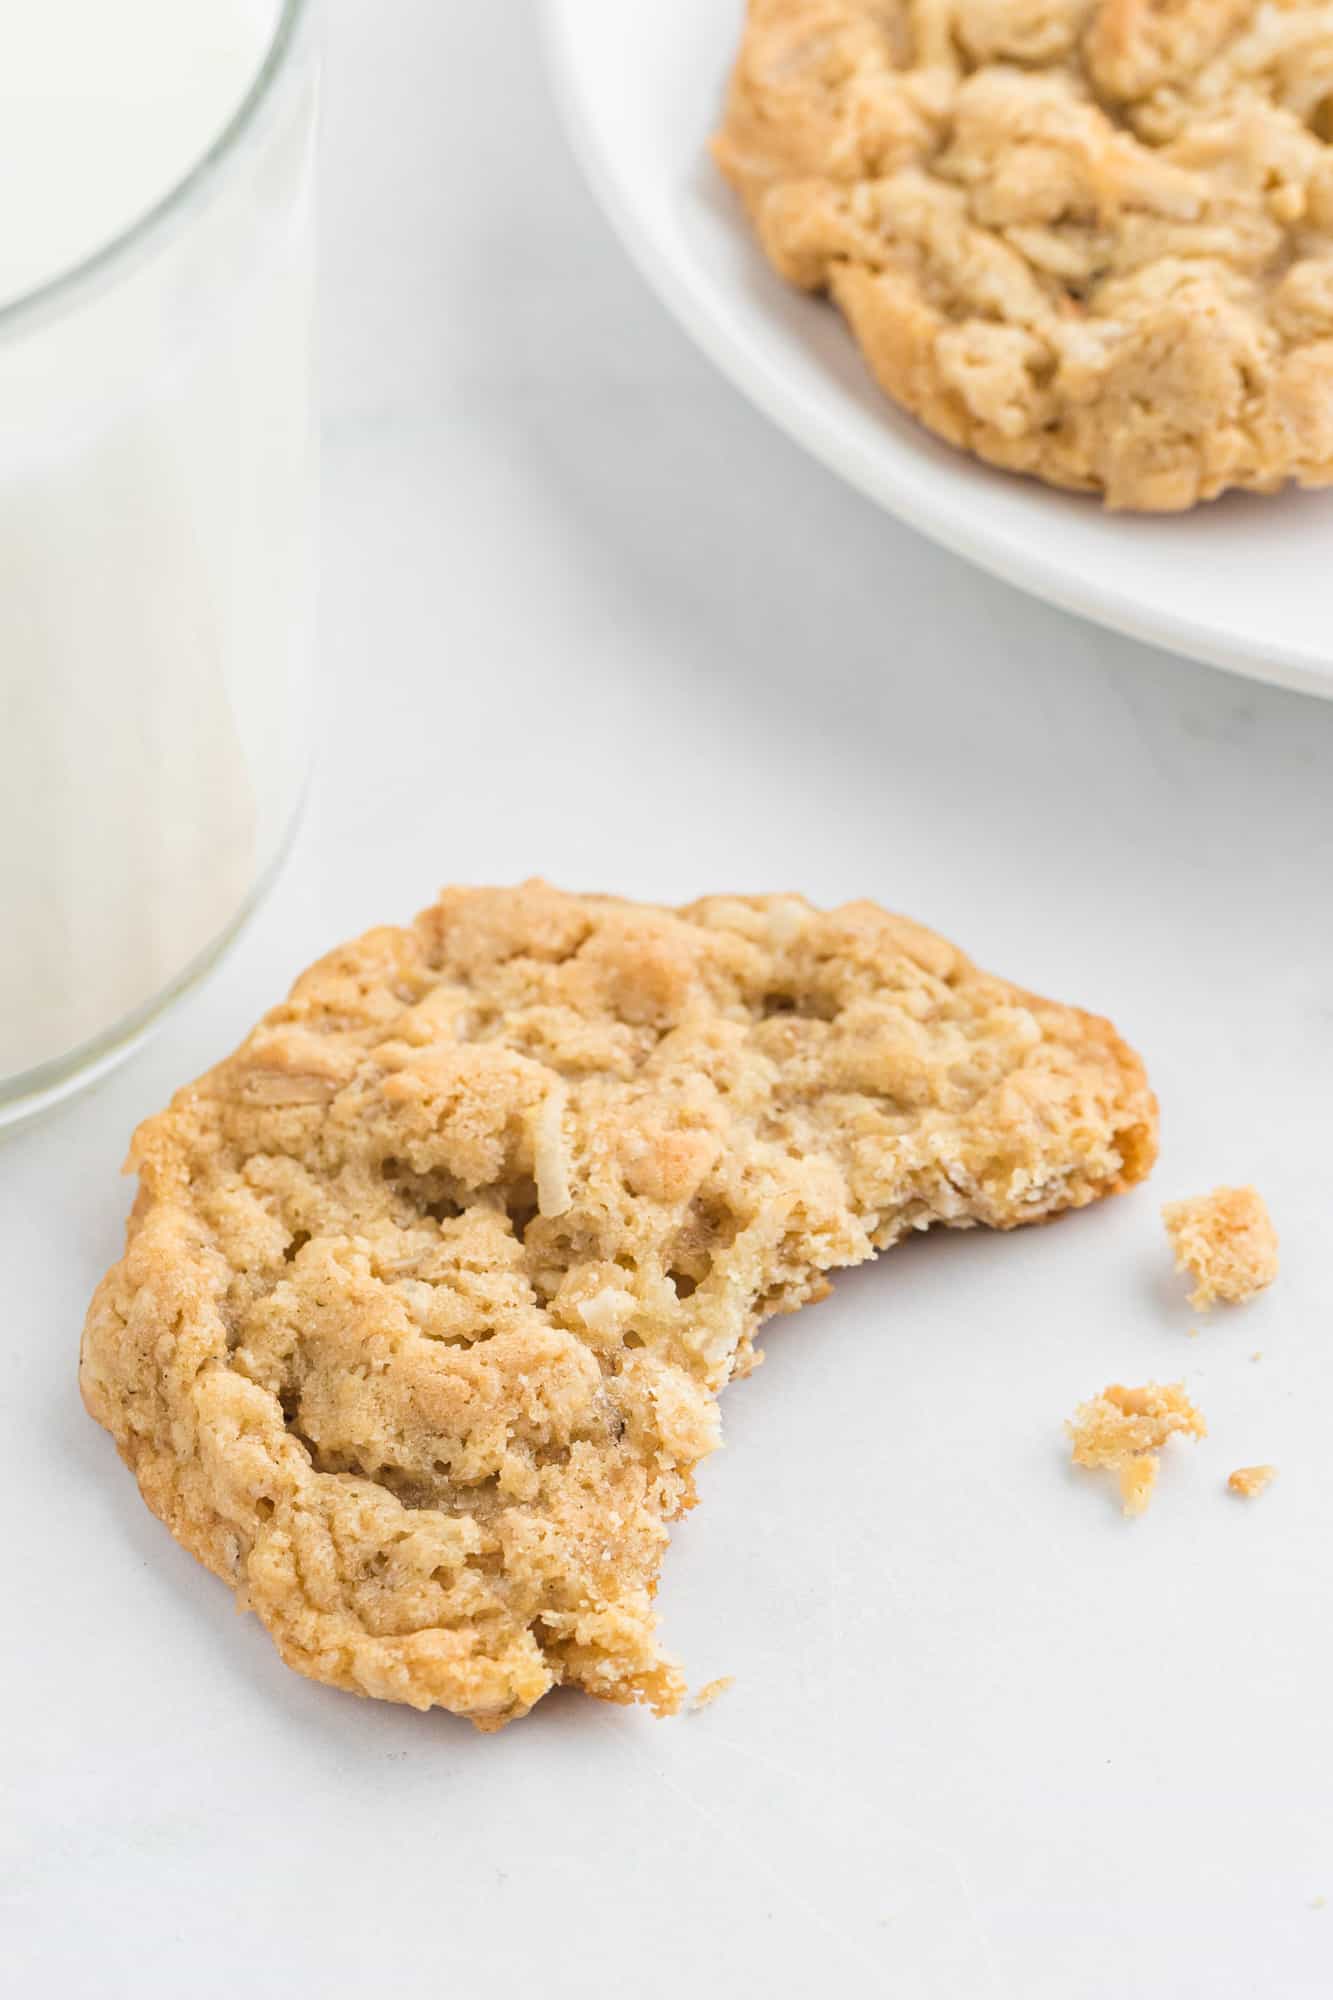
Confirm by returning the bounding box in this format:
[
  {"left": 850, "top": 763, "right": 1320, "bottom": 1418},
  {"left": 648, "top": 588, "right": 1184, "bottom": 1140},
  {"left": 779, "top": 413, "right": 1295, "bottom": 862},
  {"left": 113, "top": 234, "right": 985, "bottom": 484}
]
[{"left": 6, "top": 5, "right": 1333, "bottom": 1995}]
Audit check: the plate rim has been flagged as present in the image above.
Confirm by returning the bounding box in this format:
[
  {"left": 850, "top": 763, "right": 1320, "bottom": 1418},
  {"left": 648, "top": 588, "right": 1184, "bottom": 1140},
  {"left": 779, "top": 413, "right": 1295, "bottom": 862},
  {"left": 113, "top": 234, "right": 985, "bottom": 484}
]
[{"left": 542, "top": 0, "right": 1333, "bottom": 702}]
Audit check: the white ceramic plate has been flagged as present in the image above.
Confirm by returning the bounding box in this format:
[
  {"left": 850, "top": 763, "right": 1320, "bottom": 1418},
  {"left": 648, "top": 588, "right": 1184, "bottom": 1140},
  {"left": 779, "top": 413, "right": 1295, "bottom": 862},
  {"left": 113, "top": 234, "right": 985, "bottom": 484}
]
[{"left": 545, "top": 0, "right": 1333, "bottom": 699}]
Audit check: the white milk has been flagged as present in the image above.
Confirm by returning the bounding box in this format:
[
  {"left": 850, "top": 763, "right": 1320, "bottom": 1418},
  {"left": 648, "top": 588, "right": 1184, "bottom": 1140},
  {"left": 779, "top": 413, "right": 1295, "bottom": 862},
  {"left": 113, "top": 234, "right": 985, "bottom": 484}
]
[
  {"left": 0, "top": 0, "right": 317, "bottom": 1107},
  {"left": 0, "top": 0, "right": 272, "bottom": 305}
]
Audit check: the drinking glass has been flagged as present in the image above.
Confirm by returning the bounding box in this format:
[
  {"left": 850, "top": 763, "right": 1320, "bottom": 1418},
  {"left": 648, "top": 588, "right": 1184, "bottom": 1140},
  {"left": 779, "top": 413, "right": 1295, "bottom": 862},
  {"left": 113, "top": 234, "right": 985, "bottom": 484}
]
[{"left": 0, "top": 0, "right": 319, "bottom": 1127}]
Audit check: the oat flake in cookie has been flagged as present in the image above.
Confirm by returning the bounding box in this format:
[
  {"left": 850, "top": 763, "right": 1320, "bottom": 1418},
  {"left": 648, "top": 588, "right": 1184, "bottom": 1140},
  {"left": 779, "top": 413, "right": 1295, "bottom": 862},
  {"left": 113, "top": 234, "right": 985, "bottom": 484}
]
[
  {"left": 81, "top": 882, "right": 1157, "bottom": 1728},
  {"left": 714, "top": 0, "right": 1333, "bottom": 510}
]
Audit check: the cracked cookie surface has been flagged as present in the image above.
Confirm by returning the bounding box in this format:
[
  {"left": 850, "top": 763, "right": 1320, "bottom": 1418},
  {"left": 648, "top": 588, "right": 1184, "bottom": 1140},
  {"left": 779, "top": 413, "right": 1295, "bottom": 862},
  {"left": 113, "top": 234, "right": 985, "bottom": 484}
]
[
  {"left": 714, "top": 0, "right": 1333, "bottom": 508},
  {"left": 81, "top": 882, "right": 1156, "bottom": 1727}
]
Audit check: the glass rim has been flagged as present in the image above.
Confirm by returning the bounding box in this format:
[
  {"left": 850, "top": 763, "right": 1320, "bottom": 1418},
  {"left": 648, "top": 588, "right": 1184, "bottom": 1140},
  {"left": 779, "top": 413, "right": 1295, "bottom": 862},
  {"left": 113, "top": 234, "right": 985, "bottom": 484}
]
[{"left": 0, "top": 0, "right": 314, "bottom": 340}]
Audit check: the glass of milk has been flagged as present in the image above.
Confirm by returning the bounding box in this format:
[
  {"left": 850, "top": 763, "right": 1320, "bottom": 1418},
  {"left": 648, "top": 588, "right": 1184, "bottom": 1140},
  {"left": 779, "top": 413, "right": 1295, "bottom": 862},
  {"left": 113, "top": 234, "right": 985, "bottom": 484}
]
[{"left": 0, "top": 0, "right": 319, "bottom": 1127}]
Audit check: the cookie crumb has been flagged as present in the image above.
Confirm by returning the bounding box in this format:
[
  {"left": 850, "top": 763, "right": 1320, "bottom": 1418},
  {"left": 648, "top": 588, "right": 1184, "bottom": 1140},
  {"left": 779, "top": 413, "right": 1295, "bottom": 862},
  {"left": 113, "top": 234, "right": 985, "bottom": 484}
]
[
  {"left": 1067, "top": 1382, "right": 1206, "bottom": 1517},
  {"left": 1162, "top": 1187, "right": 1278, "bottom": 1310},
  {"left": 1117, "top": 1456, "right": 1157, "bottom": 1519},
  {"left": 1228, "top": 1465, "right": 1277, "bottom": 1500},
  {"left": 691, "top": 1676, "right": 735, "bottom": 1712}
]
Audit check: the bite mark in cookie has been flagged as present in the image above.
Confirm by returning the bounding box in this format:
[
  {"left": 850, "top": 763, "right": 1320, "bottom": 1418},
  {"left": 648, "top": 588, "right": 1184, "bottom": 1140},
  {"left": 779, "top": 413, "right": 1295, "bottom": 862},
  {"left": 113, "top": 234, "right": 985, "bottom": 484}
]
[
  {"left": 81, "top": 882, "right": 1156, "bottom": 1726},
  {"left": 714, "top": 0, "right": 1333, "bottom": 509}
]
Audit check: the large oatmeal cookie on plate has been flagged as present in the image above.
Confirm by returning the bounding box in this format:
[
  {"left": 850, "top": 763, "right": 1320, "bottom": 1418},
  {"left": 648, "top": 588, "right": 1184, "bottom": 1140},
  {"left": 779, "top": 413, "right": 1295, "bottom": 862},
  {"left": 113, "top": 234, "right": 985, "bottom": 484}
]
[{"left": 714, "top": 0, "right": 1333, "bottom": 509}]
